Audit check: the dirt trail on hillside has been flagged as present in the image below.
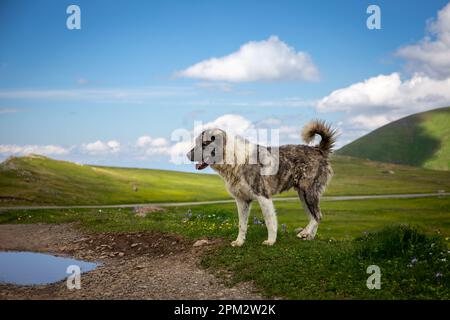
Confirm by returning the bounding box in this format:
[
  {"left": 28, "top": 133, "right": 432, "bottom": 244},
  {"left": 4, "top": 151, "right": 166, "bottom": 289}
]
[{"left": 0, "top": 224, "right": 262, "bottom": 300}]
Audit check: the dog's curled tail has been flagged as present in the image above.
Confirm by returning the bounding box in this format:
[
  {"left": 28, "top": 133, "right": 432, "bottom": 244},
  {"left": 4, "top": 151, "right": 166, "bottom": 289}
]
[{"left": 301, "top": 120, "right": 337, "bottom": 154}]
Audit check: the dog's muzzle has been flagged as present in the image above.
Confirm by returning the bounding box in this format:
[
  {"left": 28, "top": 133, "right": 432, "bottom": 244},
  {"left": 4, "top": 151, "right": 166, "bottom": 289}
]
[{"left": 187, "top": 149, "right": 209, "bottom": 170}]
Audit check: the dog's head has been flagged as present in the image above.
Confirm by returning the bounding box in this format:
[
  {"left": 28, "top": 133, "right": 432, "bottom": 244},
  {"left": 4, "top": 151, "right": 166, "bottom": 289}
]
[{"left": 186, "top": 128, "right": 226, "bottom": 170}]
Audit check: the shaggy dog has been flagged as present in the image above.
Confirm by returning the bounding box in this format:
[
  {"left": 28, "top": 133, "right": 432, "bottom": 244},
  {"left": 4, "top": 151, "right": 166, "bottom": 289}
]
[{"left": 187, "top": 120, "right": 336, "bottom": 246}]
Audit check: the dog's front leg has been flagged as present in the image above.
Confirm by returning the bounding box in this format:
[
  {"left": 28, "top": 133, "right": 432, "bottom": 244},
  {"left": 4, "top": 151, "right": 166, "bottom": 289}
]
[
  {"left": 231, "top": 198, "right": 251, "bottom": 247},
  {"left": 257, "top": 196, "right": 277, "bottom": 246}
]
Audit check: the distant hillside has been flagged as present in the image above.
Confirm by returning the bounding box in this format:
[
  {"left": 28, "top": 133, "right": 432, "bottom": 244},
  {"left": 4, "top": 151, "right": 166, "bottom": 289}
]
[
  {"left": 1, "top": 154, "right": 450, "bottom": 206},
  {"left": 0, "top": 155, "right": 229, "bottom": 206},
  {"left": 337, "top": 107, "right": 450, "bottom": 171}
]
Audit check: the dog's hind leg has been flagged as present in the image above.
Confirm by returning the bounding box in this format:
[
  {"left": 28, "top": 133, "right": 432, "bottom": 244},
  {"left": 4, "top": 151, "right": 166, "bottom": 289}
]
[
  {"left": 231, "top": 198, "right": 252, "bottom": 247},
  {"left": 296, "top": 189, "right": 321, "bottom": 240},
  {"left": 257, "top": 196, "right": 278, "bottom": 246}
]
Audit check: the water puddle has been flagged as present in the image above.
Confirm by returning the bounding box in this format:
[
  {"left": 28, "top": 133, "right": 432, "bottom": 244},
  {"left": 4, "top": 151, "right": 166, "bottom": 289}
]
[{"left": 0, "top": 251, "right": 98, "bottom": 286}]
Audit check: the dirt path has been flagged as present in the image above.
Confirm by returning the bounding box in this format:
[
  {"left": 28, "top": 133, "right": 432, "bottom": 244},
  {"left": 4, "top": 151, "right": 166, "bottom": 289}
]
[
  {"left": 0, "top": 192, "right": 448, "bottom": 211},
  {"left": 0, "top": 224, "right": 262, "bottom": 300}
]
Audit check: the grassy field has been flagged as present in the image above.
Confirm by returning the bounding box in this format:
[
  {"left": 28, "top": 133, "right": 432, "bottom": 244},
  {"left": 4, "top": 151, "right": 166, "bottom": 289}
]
[
  {"left": 337, "top": 107, "right": 450, "bottom": 171},
  {"left": 2, "top": 154, "right": 450, "bottom": 207},
  {"left": 1, "top": 196, "right": 449, "bottom": 299}
]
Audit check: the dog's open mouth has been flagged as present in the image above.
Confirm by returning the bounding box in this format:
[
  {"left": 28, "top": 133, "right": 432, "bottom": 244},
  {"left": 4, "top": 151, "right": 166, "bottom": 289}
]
[{"left": 195, "top": 162, "right": 209, "bottom": 170}]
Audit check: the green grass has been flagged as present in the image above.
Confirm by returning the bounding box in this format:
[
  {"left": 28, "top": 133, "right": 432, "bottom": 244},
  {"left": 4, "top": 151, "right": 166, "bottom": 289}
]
[
  {"left": 337, "top": 106, "right": 450, "bottom": 171},
  {"left": 202, "top": 225, "right": 449, "bottom": 299},
  {"left": 2, "top": 154, "right": 450, "bottom": 206},
  {"left": 1, "top": 196, "right": 449, "bottom": 299}
]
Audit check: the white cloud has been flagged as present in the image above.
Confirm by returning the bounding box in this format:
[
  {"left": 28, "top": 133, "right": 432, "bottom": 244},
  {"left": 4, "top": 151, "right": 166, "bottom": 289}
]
[
  {"left": 317, "top": 72, "right": 450, "bottom": 113},
  {"left": 396, "top": 2, "right": 450, "bottom": 79},
  {"left": 81, "top": 140, "right": 121, "bottom": 155},
  {"left": 176, "top": 36, "right": 319, "bottom": 82},
  {"left": 169, "top": 114, "right": 256, "bottom": 164},
  {"left": 169, "top": 140, "right": 192, "bottom": 164},
  {"left": 136, "top": 136, "right": 168, "bottom": 148},
  {"left": 136, "top": 136, "right": 170, "bottom": 157},
  {"left": 347, "top": 114, "right": 392, "bottom": 130},
  {"left": 316, "top": 2, "right": 450, "bottom": 147},
  {"left": 151, "top": 137, "right": 168, "bottom": 147},
  {"left": 136, "top": 136, "right": 152, "bottom": 148},
  {"left": 0, "top": 144, "right": 69, "bottom": 156},
  {"left": 197, "top": 114, "right": 255, "bottom": 136},
  {"left": 145, "top": 147, "right": 170, "bottom": 156}
]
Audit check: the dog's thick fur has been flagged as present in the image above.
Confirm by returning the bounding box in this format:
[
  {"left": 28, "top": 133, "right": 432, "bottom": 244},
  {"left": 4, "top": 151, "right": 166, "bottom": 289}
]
[{"left": 187, "top": 120, "right": 336, "bottom": 246}]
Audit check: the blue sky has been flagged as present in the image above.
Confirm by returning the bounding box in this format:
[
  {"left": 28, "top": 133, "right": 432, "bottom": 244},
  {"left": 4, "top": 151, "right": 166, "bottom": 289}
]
[{"left": 1, "top": 0, "right": 450, "bottom": 172}]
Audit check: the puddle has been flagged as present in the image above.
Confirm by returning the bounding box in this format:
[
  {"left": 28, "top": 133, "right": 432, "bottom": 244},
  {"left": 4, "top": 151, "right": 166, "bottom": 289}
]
[{"left": 0, "top": 251, "right": 98, "bottom": 286}]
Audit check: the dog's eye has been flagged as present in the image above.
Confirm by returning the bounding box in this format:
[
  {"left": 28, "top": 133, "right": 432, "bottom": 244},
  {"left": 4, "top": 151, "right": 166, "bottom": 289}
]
[
  {"left": 211, "top": 150, "right": 216, "bottom": 157},
  {"left": 211, "top": 136, "right": 215, "bottom": 141}
]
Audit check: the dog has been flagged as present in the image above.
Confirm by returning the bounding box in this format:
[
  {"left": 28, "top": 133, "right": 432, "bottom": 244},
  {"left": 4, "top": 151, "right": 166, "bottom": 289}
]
[{"left": 187, "top": 120, "right": 336, "bottom": 246}]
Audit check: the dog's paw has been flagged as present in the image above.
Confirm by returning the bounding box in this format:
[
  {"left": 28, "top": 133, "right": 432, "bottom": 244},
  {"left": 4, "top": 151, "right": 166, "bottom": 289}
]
[
  {"left": 297, "top": 231, "right": 315, "bottom": 240},
  {"left": 262, "top": 240, "right": 275, "bottom": 246},
  {"left": 231, "top": 240, "right": 244, "bottom": 247}
]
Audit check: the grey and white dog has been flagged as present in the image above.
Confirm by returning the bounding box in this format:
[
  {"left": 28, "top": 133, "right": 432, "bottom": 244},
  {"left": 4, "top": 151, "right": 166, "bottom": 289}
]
[{"left": 187, "top": 120, "right": 336, "bottom": 246}]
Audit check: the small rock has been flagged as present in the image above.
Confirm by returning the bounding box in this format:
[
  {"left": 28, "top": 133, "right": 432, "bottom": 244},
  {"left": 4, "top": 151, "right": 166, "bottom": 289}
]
[
  {"left": 193, "top": 239, "right": 210, "bottom": 247},
  {"left": 118, "top": 252, "right": 125, "bottom": 257},
  {"left": 131, "top": 243, "right": 139, "bottom": 248}
]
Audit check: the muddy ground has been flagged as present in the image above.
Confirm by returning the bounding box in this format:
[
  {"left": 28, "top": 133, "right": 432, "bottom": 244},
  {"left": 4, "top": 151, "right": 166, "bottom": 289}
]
[{"left": 0, "top": 223, "right": 262, "bottom": 300}]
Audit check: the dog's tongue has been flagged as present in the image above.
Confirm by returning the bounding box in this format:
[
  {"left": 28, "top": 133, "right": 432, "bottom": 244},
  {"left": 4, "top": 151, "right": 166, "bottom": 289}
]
[{"left": 196, "top": 162, "right": 208, "bottom": 170}]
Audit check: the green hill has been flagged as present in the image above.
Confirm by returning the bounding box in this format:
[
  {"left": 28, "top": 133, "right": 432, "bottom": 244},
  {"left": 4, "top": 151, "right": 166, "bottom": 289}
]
[
  {"left": 1, "top": 154, "right": 450, "bottom": 206},
  {"left": 337, "top": 107, "right": 450, "bottom": 171}
]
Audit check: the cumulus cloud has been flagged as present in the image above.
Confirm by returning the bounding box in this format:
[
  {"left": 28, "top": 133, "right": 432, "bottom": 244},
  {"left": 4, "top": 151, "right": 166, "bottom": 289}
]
[
  {"left": 81, "top": 140, "right": 121, "bottom": 155},
  {"left": 136, "top": 136, "right": 169, "bottom": 148},
  {"left": 169, "top": 140, "right": 192, "bottom": 164},
  {"left": 197, "top": 114, "right": 254, "bottom": 136},
  {"left": 396, "top": 2, "right": 450, "bottom": 79},
  {"left": 347, "top": 114, "right": 392, "bottom": 131},
  {"left": 317, "top": 72, "right": 450, "bottom": 113},
  {"left": 316, "top": 72, "right": 450, "bottom": 140},
  {"left": 176, "top": 36, "right": 319, "bottom": 82},
  {"left": 169, "top": 114, "right": 257, "bottom": 164},
  {"left": 136, "top": 136, "right": 170, "bottom": 156},
  {"left": 0, "top": 144, "right": 69, "bottom": 156},
  {"left": 316, "top": 2, "right": 450, "bottom": 144}
]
